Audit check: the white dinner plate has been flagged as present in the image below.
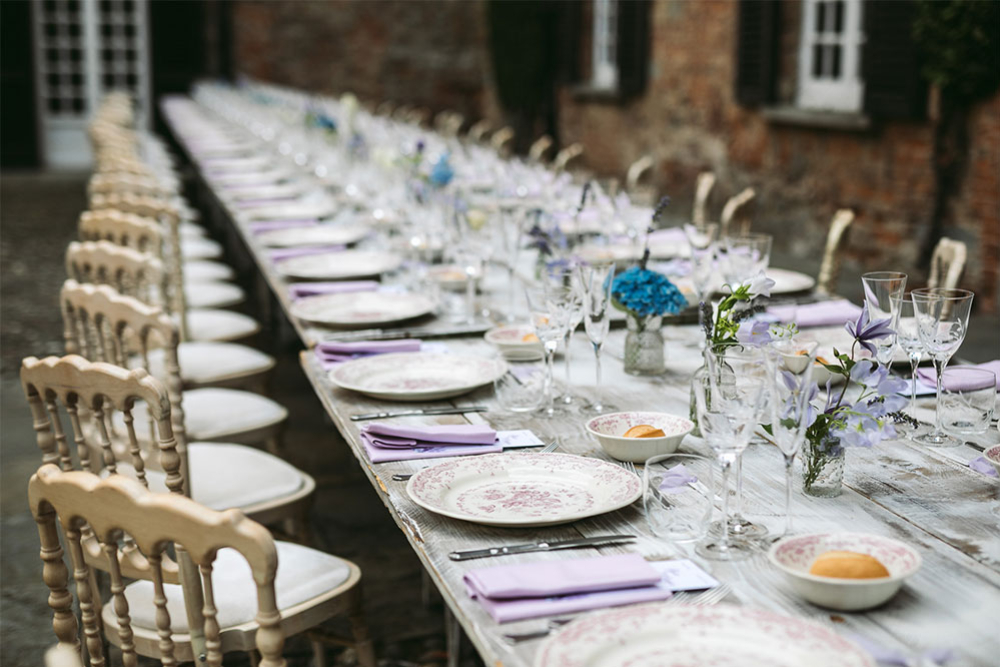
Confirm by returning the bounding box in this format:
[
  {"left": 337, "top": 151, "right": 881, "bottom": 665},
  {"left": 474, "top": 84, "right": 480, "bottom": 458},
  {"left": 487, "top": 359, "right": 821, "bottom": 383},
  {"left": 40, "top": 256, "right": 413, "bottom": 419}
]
[
  {"left": 275, "top": 250, "right": 402, "bottom": 280},
  {"left": 406, "top": 452, "right": 642, "bottom": 527},
  {"left": 535, "top": 603, "right": 875, "bottom": 667},
  {"left": 290, "top": 291, "right": 437, "bottom": 328},
  {"left": 245, "top": 202, "right": 340, "bottom": 221},
  {"left": 767, "top": 267, "right": 816, "bottom": 294},
  {"left": 256, "top": 224, "right": 371, "bottom": 248},
  {"left": 228, "top": 183, "right": 309, "bottom": 202},
  {"left": 329, "top": 352, "right": 506, "bottom": 402}
]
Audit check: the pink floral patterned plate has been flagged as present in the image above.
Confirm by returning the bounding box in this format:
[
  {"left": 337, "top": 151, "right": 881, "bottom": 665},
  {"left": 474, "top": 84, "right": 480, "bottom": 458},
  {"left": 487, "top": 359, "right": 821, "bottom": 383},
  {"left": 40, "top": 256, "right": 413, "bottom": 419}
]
[
  {"left": 291, "top": 291, "right": 437, "bottom": 328},
  {"left": 535, "top": 603, "right": 875, "bottom": 667},
  {"left": 329, "top": 352, "right": 506, "bottom": 401},
  {"left": 985, "top": 444, "right": 1000, "bottom": 476},
  {"left": 275, "top": 250, "right": 402, "bottom": 280},
  {"left": 406, "top": 452, "right": 642, "bottom": 527}
]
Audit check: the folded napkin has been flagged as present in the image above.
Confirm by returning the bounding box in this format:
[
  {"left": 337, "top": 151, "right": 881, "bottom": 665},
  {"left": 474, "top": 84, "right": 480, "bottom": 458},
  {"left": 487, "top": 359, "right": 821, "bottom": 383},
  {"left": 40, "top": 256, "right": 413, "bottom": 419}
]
[
  {"left": 648, "top": 227, "right": 688, "bottom": 246},
  {"left": 768, "top": 300, "right": 863, "bottom": 328},
  {"left": 288, "top": 280, "right": 379, "bottom": 300},
  {"left": 969, "top": 457, "right": 999, "bottom": 478},
  {"left": 917, "top": 361, "right": 1000, "bottom": 392},
  {"left": 360, "top": 423, "right": 500, "bottom": 463},
  {"left": 269, "top": 245, "right": 345, "bottom": 263},
  {"left": 315, "top": 339, "right": 422, "bottom": 369},
  {"left": 249, "top": 220, "right": 318, "bottom": 234},
  {"left": 464, "top": 553, "right": 671, "bottom": 623}
]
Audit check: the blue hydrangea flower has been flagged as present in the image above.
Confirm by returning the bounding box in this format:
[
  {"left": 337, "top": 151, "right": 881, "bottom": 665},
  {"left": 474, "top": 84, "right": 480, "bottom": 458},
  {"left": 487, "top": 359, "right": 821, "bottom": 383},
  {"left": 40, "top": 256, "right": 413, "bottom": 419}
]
[
  {"left": 612, "top": 267, "right": 687, "bottom": 318},
  {"left": 430, "top": 153, "right": 454, "bottom": 188}
]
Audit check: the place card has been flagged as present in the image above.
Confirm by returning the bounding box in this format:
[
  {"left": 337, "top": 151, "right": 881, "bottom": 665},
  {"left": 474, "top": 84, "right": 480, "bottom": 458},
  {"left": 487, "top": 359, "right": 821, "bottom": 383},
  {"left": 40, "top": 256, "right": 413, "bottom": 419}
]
[
  {"left": 651, "top": 559, "right": 720, "bottom": 592},
  {"left": 497, "top": 430, "right": 544, "bottom": 449}
]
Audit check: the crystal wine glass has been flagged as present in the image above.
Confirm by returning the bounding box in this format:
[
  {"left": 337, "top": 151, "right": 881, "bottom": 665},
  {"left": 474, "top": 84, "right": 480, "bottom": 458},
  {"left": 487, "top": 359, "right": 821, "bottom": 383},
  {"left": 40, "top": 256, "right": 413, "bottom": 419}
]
[
  {"left": 861, "top": 271, "right": 907, "bottom": 366},
  {"left": 683, "top": 222, "right": 719, "bottom": 341},
  {"left": 766, "top": 340, "right": 819, "bottom": 537},
  {"left": 911, "top": 288, "right": 974, "bottom": 447},
  {"left": 693, "top": 345, "right": 767, "bottom": 561},
  {"left": 525, "top": 285, "right": 569, "bottom": 417},
  {"left": 890, "top": 293, "right": 926, "bottom": 433},
  {"left": 720, "top": 233, "right": 772, "bottom": 289},
  {"left": 580, "top": 262, "right": 616, "bottom": 413}
]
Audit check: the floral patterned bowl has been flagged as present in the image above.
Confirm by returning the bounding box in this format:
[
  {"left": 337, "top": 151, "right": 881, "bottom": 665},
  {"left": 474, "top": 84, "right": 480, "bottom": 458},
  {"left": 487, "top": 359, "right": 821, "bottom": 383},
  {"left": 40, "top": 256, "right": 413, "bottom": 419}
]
[
  {"left": 985, "top": 444, "right": 1000, "bottom": 476},
  {"left": 585, "top": 411, "right": 694, "bottom": 463},
  {"left": 768, "top": 532, "right": 922, "bottom": 611}
]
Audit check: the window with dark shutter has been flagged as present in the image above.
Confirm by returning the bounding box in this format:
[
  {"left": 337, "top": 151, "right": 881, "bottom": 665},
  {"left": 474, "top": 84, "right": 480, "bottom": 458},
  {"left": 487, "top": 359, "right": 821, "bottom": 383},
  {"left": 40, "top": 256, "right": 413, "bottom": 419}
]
[
  {"left": 735, "top": 0, "right": 780, "bottom": 106},
  {"left": 616, "top": 0, "right": 651, "bottom": 99},
  {"left": 862, "top": 0, "right": 926, "bottom": 119}
]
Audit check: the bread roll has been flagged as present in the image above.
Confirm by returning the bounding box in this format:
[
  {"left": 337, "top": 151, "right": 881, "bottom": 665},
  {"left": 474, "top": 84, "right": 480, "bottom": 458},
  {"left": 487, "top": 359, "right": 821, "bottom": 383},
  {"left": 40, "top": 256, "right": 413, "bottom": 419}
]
[{"left": 808, "top": 550, "right": 890, "bottom": 579}]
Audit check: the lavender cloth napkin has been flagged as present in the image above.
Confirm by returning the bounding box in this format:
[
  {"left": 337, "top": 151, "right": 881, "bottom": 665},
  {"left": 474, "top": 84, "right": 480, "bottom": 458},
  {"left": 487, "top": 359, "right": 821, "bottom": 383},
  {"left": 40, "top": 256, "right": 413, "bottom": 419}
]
[
  {"left": 288, "top": 280, "right": 379, "bottom": 300},
  {"left": 658, "top": 464, "right": 698, "bottom": 494},
  {"left": 249, "top": 220, "right": 318, "bottom": 234},
  {"left": 464, "top": 553, "right": 671, "bottom": 623},
  {"left": 969, "top": 457, "right": 999, "bottom": 478},
  {"left": 315, "top": 339, "right": 421, "bottom": 368},
  {"left": 917, "top": 361, "right": 1000, "bottom": 392},
  {"left": 768, "top": 300, "right": 863, "bottom": 328},
  {"left": 648, "top": 227, "right": 688, "bottom": 246},
  {"left": 269, "top": 245, "right": 345, "bottom": 263},
  {"left": 360, "top": 423, "right": 500, "bottom": 463}
]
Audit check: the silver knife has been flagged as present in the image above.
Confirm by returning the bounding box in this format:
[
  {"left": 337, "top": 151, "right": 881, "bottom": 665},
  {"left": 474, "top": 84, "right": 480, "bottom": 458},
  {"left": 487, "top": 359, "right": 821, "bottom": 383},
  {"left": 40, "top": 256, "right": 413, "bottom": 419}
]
[
  {"left": 350, "top": 406, "right": 489, "bottom": 421},
  {"left": 449, "top": 535, "right": 637, "bottom": 561}
]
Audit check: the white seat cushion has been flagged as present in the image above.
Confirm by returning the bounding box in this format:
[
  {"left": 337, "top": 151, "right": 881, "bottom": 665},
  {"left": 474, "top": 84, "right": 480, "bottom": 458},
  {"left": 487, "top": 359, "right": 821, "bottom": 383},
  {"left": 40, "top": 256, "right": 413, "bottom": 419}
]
[
  {"left": 111, "top": 442, "right": 304, "bottom": 510},
  {"left": 181, "top": 236, "right": 223, "bottom": 261},
  {"left": 179, "top": 220, "right": 207, "bottom": 240},
  {"left": 179, "top": 388, "right": 288, "bottom": 440},
  {"left": 186, "top": 309, "right": 259, "bottom": 343},
  {"left": 184, "top": 281, "right": 245, "bottom": 309},
  {"left": 184, "top": 260, "right": 234, "bottom": 283},
  {"left": 147, "top": 342, "right": 273, "bottom": 385},
  {"left": 112, "top": 541, "right": 351, "bottom": 632}
]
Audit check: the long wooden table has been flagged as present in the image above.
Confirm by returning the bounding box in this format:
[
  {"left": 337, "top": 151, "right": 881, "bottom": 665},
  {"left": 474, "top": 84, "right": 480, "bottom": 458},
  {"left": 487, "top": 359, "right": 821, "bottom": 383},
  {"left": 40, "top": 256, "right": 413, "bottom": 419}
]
[{"left": 164, "top": 96, "right": 1000, "bottom": 667}]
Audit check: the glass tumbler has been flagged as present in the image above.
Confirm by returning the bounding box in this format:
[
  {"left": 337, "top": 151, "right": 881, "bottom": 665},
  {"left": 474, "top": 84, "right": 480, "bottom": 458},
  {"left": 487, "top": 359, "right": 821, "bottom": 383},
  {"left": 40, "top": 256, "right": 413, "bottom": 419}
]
[
  {"left": 643, "top": 453, "right": 715, "bottom": 544},
  {"left": 940, "top": 368, "right": 996, "bottom": 435}
]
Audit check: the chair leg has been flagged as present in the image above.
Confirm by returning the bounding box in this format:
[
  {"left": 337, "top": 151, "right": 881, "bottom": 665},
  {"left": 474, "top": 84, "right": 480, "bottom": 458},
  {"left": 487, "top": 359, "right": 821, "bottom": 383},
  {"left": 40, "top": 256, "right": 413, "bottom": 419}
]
[
  {"left": 311, "top": 641, "right": 327, "bottom": 667},
  {"left": 349, "top": 608, "right": 376, "bottom": 667},
  {"left": 264, "top": 435, "right": 282, "bottom": 457}
]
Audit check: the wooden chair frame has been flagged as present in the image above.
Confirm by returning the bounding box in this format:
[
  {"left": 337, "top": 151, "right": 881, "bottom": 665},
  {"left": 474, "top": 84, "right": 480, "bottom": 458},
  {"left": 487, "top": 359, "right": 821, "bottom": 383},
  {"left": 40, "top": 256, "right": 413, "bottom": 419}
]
[
  {"left": 928, "top": 237, "right": 968, "bottom": 290},
  {"left": 816, "top": 209, "right": 856, "bottom": 295}
]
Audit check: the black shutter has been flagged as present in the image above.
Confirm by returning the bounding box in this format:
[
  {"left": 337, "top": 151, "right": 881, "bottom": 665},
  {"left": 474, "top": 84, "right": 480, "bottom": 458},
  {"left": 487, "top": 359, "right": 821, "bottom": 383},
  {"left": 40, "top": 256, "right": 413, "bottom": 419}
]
[
  {"left": 617, "top": 0, "right": 652, "bottom": 99},
  {"left": 734, "top": 0, "right": 779, "bottom": 106},
  {"left": 556, "top": 0, "right": 583, "bottom": 84},
  {"left": 862, "top": 0, "right": 927, "bottom": 119}
]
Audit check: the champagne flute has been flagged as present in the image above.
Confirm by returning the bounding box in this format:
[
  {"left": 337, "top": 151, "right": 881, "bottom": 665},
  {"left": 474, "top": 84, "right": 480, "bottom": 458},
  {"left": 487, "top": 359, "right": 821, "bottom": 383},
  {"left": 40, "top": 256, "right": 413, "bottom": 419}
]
[
  {"left": 580, "top": 262, "right": 616, "bottom": 413},
  {"left": 693, "top": 345, "right": 766, "bottom": 561},
  {"left": 766, "top": 340, "right": 819, "bottom": 537},
  {"left": 890, "top": 293, "right": 926, "bottom": 433},
  {"left": 683, "top": 222, "right": 719, "bottom": 341},
  {"left": 861, "top": 271, "right": 907, "bottom": 366},
  {"left": 911, "top": 288, "right": 974, "bottom": 447},
  {"left": 525, "top": 286, "right": 569, "bottom": 416}
]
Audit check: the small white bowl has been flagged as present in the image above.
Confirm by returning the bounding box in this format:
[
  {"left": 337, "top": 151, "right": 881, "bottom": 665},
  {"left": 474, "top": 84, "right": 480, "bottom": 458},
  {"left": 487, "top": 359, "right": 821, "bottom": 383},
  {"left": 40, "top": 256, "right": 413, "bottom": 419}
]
[
  {"left": 768, "top": 532, "right": 922, "bottom": 611},
  {"left": 427, "top": 265, "right": 469, "bottom": 292},
  {"left": 984, "top": 444, "right": 1000, "bottom": 476},
  {"left": 585, "top": 411, "right": 694, "bottom": 463},
  {"left": 485, "top": 325, "right": 545, "bottom": 361}
]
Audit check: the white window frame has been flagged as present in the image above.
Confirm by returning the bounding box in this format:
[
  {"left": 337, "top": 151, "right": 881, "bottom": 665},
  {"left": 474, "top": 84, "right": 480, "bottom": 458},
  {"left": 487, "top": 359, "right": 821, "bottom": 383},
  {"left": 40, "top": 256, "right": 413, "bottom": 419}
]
[
  {"left": 797, "top": 0, "right": 864, "bottom": 113},
  {"left": 591, "top": 0, "right": 619, "bottom": 91}
]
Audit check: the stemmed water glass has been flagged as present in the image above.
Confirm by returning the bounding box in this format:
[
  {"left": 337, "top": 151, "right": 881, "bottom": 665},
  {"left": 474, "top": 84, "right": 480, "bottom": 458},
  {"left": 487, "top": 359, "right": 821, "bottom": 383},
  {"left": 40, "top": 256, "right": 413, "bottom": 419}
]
[
  {"left": 693, "top": 345, "right": 767, "bottom": 561},
  {"left": 890, "top": 293, "right": 926, "bottom": 433},
  {"left": 911, "top": 288, "right": 975, "bottom": 447},
  {"left": 580, "top": 262, "right": 616, "bottom": 413},
  {"left": 861, "top": 271, "right": 907, "bottom": 366},
  {"left": 525, "top": 286, "right": 569, "bottom": 417},
  {"left": 497, "top": 204, "right": 528, "bottom": 321},
  {"left": 719, "top": 233, "right": 772, "bottom": 289},
  {"left": 766, "top": 341, "right": 819, "bottom": 537},
  {"left": 683, "top": 222, "right": 719, "bottom": 340}
]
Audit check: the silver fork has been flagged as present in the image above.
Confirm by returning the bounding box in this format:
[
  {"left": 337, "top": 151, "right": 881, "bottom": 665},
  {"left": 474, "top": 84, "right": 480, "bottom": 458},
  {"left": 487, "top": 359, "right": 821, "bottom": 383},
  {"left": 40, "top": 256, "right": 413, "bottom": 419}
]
[
  {"left": 391, "top": 440, "right": 558, "bottom": 481},
  {"left": 665, "top": 582, "right": 732, "bottom": 607},
  {"left": 617, "top": 460, "right": 638, "bottom": 475},
  {"left": 538, "top": 440, "right": 560, "bottom": 454}
]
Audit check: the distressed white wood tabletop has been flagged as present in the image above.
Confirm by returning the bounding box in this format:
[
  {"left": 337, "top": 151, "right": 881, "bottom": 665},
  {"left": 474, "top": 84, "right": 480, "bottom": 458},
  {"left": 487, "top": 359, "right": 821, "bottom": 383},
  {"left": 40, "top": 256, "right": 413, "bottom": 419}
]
[{"left": 168, "top": 104, "right": 1000, "bottom": 667}]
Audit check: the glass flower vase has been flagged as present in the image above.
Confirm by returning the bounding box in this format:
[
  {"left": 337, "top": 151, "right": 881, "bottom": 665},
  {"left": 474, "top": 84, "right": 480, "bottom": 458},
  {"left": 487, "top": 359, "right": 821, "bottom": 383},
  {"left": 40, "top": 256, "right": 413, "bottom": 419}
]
[
  {"left": 801, "top": 434, "right": 845, "bottom": 498},
  {"left": 624, "top": 314, "right": 664, "bottom": 376}
]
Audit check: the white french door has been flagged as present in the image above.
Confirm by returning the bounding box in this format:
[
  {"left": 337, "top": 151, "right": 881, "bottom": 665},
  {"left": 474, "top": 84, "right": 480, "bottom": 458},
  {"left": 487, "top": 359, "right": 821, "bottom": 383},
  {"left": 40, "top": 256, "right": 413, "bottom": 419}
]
[{"left": 32, "top": 0, "right": 151, "bottom": 168}]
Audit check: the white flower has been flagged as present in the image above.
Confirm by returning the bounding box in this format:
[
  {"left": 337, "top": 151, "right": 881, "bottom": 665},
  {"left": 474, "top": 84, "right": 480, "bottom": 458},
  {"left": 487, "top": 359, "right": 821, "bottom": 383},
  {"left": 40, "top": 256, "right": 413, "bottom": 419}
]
[{"left": 743, "top": 271, "right": 776, "bottom": 299}]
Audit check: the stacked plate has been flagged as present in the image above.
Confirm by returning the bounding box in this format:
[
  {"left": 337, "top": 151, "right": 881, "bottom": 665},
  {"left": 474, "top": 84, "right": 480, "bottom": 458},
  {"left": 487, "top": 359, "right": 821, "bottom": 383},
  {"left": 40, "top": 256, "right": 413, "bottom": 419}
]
[
  {"left": 257, "top": 224, "right": 370, "bottom": 248},
  {"left": 291, "top": 291, "right": 437, "bottom": 328},
  {"left": 329, "top": 352, "right": 506, "bottom": 401}
]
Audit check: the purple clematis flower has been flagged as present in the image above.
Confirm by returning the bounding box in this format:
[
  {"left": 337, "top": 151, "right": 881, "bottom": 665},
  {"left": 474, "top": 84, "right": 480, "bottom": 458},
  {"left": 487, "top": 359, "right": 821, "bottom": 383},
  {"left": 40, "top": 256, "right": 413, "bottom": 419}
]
[
  {"left": 736, "top": 320, "right": 772, "bottom": 347},
  {"left": 845, "top": 310, "right": 894, "bottom": 357}
]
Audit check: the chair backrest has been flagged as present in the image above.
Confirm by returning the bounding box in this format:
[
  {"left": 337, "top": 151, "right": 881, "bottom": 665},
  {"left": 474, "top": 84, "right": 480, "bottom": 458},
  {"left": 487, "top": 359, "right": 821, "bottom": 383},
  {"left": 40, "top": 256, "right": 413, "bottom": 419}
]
[
  {"left": 720, "top": 187, "right": 756, "bottom": 236},
  {"left": 626, "top": 156, "right": 654, "bottom": 192},
  {"left": 490, "top": 126, "right": 515, "bottom": 156},
  {"left": 67, "top": 241, "right": 170, "bottom": 309},
  {"left": 528, "top": 135, "right": 553, "bottom": 163},
  {"left": 89, "top": 173, "right": 173, "bottom": 201},
  {"left": 45, "top": 645, "right": 84, "bottom": 667},
  {"left": 467, "top": 119, "right": 492, "bottom": 143},
  {"left": 816, "top": 209, "right": 856, "bottom": 295},
  {"left": 692, "top": 172, "right": 717, "bottom": 226},
  {"left": 928, "top": 237, "right": 967, "bottom": 290},
  {"left": 553, "top": 142, "right": 585, "bottom": 174},
  {"left": 29, "top": 464, "right": 286, "bottom": 666},
  {"left": 79, "top": 209, "right": 163, "bottom": 257}
]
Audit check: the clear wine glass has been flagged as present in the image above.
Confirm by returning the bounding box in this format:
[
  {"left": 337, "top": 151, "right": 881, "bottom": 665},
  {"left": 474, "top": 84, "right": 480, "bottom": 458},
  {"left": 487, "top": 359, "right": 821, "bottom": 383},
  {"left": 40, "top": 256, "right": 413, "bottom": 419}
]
[
  {"left": 861, "top": 271, "right": 907, "bottom": 366},
  {"left": 693, "top": 345, "right": 767, "bottom": 561},
  {"left": 719, "top": 233, "right": 772, "bottom": 288},
  {"left": 890, "top": 293, "right": 926, "bottom": 433},
  {"left": 580, "top": 262, "right": 617, "bottom": 413},
  {"left": 683, "top": 222, "right": 719, "bottom": 342},
  {"left": 525, "top": 285, "right": 569, "bottom": 417},
  {"left": 766, "top": 340, "right": 819, "bottom": 537},
  {"left": 911, "top": 288, "right": 974, "bottom": 447}
]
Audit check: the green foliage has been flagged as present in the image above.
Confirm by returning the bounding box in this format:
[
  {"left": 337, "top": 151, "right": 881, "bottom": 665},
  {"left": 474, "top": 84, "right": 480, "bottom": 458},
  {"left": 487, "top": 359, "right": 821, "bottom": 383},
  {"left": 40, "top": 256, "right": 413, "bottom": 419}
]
[{"left": 913, "top": 0, "right": 1000, "bottom": 103}]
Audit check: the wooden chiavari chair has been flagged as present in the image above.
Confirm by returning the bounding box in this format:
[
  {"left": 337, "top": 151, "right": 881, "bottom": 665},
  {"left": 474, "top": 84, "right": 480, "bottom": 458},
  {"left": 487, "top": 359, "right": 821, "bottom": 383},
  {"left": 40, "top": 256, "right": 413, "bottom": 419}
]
[
  {"left": 692, "top": 172, "right": 717, "bottom": 226},
  {"left": 928, "top": 237, "right": 968, "bottom": 290},
  {"left": 816, "top": 209, "right": 856, "bottom": 295}
]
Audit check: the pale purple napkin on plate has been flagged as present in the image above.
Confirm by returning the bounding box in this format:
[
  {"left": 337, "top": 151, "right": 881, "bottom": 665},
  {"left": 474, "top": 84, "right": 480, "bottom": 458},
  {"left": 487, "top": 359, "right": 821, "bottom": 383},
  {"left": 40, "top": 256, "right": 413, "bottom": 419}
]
[
  {"left": 360, "top": 423, "right": 500, "bottom": 463},
  {"left": 648, "top": 227, "right": 688, "bottom": 245},
  {"left": 768, "top": 300, "right": 863, "bottom": 328},
  {"left": 917, "top": 361, "right": 1000, "bottom": 392},
  {"left": 315, "top": 339, "right": 422, "bottom": 369},
  {"left": 969, "top": 457, "right": 999, "bottom": 478},
  {"left": 464, "top": 553, "right": 671, "bottom": 623},
  {"left": 288, "top": 280, "right": 379, "bottom": 300},
  {"left": 249, "top": 220, "right": 318, "bottom": 234},
  {"left": 269, "top": 245, "right": 345, "bottom": 263}
]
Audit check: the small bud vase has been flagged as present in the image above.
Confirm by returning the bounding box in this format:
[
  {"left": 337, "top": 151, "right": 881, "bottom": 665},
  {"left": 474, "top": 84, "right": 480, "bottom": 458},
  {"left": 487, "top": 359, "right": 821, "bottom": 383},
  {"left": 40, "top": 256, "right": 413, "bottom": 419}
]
[
  {"left": 801, "top": 434, "right": 845, "bottom": 497},
  {"left": 623, "top": 313, "right": 665, "bottom": 375}
]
